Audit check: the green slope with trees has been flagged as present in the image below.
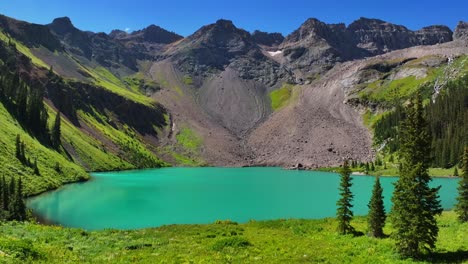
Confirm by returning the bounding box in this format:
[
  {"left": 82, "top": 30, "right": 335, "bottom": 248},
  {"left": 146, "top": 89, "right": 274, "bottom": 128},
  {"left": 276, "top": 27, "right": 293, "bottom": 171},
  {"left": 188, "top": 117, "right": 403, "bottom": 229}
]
[{"left": 0, "top": 28, "right": 169, "bottom": 196}]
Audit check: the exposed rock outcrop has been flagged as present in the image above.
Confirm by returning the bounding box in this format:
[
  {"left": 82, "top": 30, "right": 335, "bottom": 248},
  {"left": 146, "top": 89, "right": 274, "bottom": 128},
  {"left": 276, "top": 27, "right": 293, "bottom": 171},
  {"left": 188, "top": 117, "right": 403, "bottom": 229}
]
[
  {"left": 47, "top": 17, "right": 139, "bottom": 70},
  {"left": 454, "top": 21, "right": 468, "bottom": 40},
  {"left": 0, "top": 15, "right": 61, "bottom": 51},
  {"left": 168, "top": 19, "right": 292, "bottom": 86},
  {"left": 280, "top": 17, "right": 453, "bottom": 77},
  {"left": 110, "top": 25, "right": 183, "bottom": 44},
  {"left": 251, "top": 30, "right": 284, "bottom": 47}
]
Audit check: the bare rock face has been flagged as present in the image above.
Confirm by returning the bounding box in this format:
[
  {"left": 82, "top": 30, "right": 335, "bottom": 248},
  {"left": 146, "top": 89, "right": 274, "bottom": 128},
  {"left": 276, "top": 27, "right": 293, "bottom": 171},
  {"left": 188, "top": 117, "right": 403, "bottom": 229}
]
[
  {"left": 454, "top": 21, "right": 468, "bottom": 40},
  {"left": 111, "top": 25, "right": 183, "bottom": 44},
  {"left": 47, "top": 17, "right": 139, "bottom": 70},
  {"left": 280, "top": 17, "right": 453, "bottom": 77},
  {"left": 347, "top": 18, "right": 452, "bottom": 54},
  {"left": 0, "top": 15, "right": 62, "bottom": 52},
  {"left": 280, "top": 18, "right": 348, "bottom": 76},
  {"left": 251, "top": 30, "right": 284, "bottom": 47},
  {"left": 169, "top": 19, "right": 292, "bottom": 86}
]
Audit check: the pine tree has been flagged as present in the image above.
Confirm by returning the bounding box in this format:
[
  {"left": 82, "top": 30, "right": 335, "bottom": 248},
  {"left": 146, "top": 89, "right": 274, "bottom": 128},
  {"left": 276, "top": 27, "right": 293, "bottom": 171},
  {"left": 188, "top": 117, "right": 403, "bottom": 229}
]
[
  {"left": 33, "top": 158, "right": 40, "bottom": 176},
  {"left": 455, "top": 147, "right": 468, "bottom": 222},
  {"left": 336, "top": 160, "right": 354, "bottom": 235},
  {"left": 365, "top": 162, "right": 370, "bottom": 174},
  {"left": 371, "top": 162, "right": 375, "bottom": 171},
  {"left": 0, "top": 177, "right": 4, "bottom": 219},
  {"left": 15, "top": 134, "right": 21, "bottom": 160},
  {"left": 20, "top": 142, "right": 26, "bottom": 164},
  {"left": 51, "top": 111, "right": 61, "bottom": 148},
  {"left": 15, "top": 177, "right": 26, "bottom": 221},
  {"left": 1, "top": 176, "right": 8, "bottom": 211},
  {"left": 391, "top": 93, "right": 442, "bottom": 258},
  {"left": 7, "top": 178, "right": 15, "bottom": 220},
  {"left": 368, "top": 176, "right": 386, "bottom": 238},
  {"left": 454, "top": 167, "right": 459, "bottom": 177}
]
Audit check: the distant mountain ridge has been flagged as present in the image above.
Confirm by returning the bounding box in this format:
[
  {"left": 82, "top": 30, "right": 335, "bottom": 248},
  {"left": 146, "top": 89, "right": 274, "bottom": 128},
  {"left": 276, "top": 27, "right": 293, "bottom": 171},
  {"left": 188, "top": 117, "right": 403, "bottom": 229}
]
[{"left": 280, "top": 17, "right": 454, "bottom": 77}]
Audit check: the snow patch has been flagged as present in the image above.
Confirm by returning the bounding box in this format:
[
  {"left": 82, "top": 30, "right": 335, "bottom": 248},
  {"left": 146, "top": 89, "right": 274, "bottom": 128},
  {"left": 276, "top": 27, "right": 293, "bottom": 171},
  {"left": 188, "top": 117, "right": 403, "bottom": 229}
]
[{"left": 268, "top": 50, "right": 283, "bottom": 56}]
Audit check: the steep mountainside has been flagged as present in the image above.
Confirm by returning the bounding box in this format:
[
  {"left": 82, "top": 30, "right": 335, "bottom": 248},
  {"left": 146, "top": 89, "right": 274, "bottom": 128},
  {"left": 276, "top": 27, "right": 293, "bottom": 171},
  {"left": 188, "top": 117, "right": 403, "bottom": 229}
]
[
  {"left": 279, "top": 17, "right": 453, "bottom": 80},
  {"left": 0, "top": 13, "right": 466, "bottom": 192},
  {"left": 251, "top": 30, "right": 284, "bottom": 47}
]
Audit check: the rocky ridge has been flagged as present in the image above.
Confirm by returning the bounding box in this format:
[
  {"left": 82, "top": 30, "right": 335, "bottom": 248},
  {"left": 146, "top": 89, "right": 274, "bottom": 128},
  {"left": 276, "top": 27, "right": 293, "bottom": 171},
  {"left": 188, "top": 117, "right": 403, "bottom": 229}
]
[
  {"left": 454, "top": 21, "right": 468, "bottom": 40},
  {"left": 280, "top": 17, "right": 454, "bottom": 79}
]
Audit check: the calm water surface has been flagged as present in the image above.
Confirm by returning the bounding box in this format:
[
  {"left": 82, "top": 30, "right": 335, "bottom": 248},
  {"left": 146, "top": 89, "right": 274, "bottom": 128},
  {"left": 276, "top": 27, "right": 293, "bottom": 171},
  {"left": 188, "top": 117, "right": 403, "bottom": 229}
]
[{"left": 27, "top": 167, "right": 459, "bottom": 230}]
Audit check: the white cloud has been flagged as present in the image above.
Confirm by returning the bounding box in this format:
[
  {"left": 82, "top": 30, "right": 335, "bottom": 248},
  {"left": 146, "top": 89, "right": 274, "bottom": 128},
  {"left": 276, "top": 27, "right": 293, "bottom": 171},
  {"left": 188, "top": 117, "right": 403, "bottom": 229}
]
[{"left": 124, "top": 28, "right": 131, "bottom": 33}]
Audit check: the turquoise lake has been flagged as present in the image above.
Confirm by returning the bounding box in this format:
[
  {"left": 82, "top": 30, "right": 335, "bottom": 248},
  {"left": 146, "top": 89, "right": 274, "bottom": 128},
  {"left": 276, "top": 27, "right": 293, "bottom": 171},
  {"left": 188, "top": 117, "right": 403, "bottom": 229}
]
[{"left": 27, "top": 167, "right": 459, "bottom": 230}]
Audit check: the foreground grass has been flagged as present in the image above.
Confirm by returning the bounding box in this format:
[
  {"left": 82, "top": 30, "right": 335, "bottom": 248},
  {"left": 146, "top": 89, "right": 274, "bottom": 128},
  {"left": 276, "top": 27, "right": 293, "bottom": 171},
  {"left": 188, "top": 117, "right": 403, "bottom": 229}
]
[{"left": 0, "top": 212, "right": 466, "bottom": 263}]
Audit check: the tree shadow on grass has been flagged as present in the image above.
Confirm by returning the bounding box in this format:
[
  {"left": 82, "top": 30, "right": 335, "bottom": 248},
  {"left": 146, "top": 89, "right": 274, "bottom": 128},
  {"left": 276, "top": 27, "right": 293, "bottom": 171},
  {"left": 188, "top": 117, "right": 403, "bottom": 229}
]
[
  {"left": 352, "top": 230, "right": 365, "bottom": 237},
  {"left": 423, "top": 250, "right": 468, "bottom": 263}
]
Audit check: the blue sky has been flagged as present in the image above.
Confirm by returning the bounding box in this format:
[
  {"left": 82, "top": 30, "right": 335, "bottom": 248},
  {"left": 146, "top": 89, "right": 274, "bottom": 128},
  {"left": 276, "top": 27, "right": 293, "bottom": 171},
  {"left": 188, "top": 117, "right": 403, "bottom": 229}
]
[{"left": 0, "top": 0, "right": 466, "bottom": 36}]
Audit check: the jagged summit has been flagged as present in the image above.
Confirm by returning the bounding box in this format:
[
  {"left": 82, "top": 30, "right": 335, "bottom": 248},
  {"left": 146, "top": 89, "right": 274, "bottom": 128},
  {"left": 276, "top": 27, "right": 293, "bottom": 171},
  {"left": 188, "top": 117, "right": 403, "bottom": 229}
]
[
  {"left": 188, "top": 19, "right": 251, "bottom": 42},
  {"left": 48, "top": 17, "right": 76, "bottom": 35},
  {"left": 117, "top": 24, "right": 183, "bottom": 44},
  {"left": 215, "top": 19, "right": 235, "bottom": 27},
  {"left": 251, "top": 30, "right": 284, "bottom": 47},
  {"left": 454, "top": 21, "right": 468, "bottom": 40},
  {"left": 279, "top": 16, "right": 454, "bottom": 75},
  {"left": 168, "top": 18, "right": 261, "bottom": 75}
]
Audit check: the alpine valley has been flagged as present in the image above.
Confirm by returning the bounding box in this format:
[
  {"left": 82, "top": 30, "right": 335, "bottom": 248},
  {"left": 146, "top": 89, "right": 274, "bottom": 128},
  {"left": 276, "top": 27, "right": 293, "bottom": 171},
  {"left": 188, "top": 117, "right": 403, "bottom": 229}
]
[
  {"left": 0, "top": 11, "right": 467, "bottom": 263},
  {"left": 0, "top": 15, "right": 467, "bottom": 196}
]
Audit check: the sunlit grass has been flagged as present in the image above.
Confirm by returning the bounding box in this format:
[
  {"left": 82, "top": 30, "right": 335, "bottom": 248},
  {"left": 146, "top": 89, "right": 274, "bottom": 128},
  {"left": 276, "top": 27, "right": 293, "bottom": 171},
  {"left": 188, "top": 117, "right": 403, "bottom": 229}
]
[{"left": 0, "top": 211, "right": 465, "bottom": 263}]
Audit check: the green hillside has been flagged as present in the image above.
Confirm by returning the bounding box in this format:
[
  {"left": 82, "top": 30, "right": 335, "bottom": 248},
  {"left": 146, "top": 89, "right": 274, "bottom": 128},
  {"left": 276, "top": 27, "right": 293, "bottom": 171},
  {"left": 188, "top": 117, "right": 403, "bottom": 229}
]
[{"left": 0, "top": 28, "right": 170, "bottom": 196}]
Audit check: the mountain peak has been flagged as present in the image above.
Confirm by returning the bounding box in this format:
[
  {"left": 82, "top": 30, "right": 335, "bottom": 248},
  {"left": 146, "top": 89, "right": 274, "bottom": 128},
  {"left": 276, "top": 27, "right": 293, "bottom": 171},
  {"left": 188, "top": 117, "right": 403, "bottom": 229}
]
[
  {"left": 347, "top": 17, "right": 407, "bottom": 31},
  {"left": 251, "top": 30, "right": 284, "bottom": 46},
  {"left": 109, "top": 29, "right": 127, "bottom": 39},
  {"left": 189, "top": 18, "right": 251, "bottom": 42},
  {"left": 454, "top": 21, "right": 468, "bottom": 40},
  {"left": 125, "top": 24, "right": 183, "bottom": 44},
  {"left": 215, "top": 19, "right": 235, "bottom": 27},
  {"left": 49, "top": 16, "right": 76, "bottom": 35},
  {"left": 52, "top": 16, "right": 73, "bottom": 25}
]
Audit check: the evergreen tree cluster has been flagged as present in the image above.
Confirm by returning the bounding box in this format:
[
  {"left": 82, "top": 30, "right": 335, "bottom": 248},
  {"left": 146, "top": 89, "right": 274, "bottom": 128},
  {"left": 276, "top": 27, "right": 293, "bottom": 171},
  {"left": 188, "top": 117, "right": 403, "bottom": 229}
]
[
  {"left": 428, "top": 75, "right": 468, "bottom": 168},
  {"left": 455, "top": 147, "right": 468, "bottom": 222},
  {"left": 373, "top": 74, "right": 468, "bottom": 168},
  {"left": 0, "top": 176, "right": 27, "bottom": 222},
  {"left": 15, "top": 134, "right": 40, "bottom": 175},
  {"left": 0, "top": 68, "right": 49, "bottom": 142},
  {"left": 335, "top": 92, "right": 468, "bottom": 259},
  {"left": 0, "top": 41, "right": 62, "bottom": 148}
]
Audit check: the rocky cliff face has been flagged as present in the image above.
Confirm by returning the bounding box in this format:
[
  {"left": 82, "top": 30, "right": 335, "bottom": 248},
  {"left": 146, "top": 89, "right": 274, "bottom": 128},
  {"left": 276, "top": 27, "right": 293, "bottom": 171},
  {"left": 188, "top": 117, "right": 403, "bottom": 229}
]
[
  {"left": 168, "top": 19, "right": 291, "bottom": 86},
  {"left": 348, "top": 18, "right": 452, "bottom": 54},
  {"left": 280, "top": 17, "right": 453, "bottom": 78},
  {"left": 280, "top": 18, "right": 349, "bottom": 77},
  {"left": 251, "top": 30, "right": 284, "bottom": 47},
  {"left": 454, "top": 21, "right": 468, "bottom": 40},
  {"left": 47, "top": 17, "right": 139, "bottom": 70},
  {"left": 122, "top": 25, "right": 183, "bottom": 44},
  {"left": 0, "top": 15, "right": 61, "bottom": 51}
]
